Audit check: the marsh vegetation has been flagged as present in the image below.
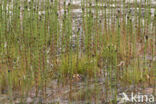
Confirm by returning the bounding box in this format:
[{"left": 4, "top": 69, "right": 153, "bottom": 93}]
[{"left": 0, "top": 0, "right": 155, "bottom": 103}]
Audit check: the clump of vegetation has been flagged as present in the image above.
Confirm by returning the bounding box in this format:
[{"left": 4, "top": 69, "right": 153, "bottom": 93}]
[
  {"left": 56, "top": 54, "right": 100, "bottom": 79},
  {"left": 97, "top": 44, "right": 117, "bottom": 69},
  {"left": 120, "top": 67, "right": 154, "bottom": 85}
]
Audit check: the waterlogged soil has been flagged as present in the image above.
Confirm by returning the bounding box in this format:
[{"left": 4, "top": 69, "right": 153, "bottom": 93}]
[
  {"left": 0, "top": 75, "right": 155, "bottom": 104},
  {"left": 0, "top": 78, "right": 155, "bottom": 103},
  {"left": 0, "top": 0, "right": 156, "bottom": 104}
]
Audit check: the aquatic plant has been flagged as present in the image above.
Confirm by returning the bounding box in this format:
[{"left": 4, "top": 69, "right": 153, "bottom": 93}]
[{"left": 0, "top": 0, "right": 155, "bottom": 103}]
